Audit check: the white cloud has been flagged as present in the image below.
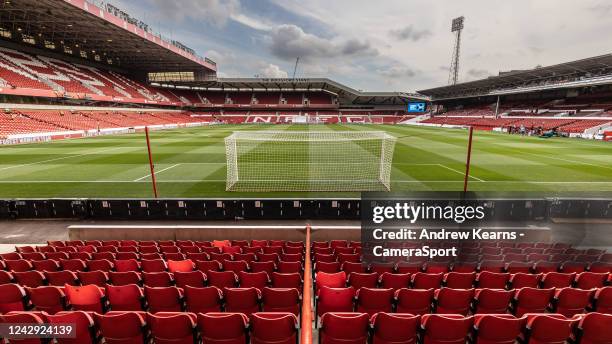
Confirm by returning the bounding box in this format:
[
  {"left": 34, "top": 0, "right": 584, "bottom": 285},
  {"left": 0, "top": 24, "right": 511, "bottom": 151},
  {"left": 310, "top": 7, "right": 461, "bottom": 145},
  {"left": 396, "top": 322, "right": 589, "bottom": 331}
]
[
  {"left": 257, "top": 63, "right": 289, "bottom": 78},
  {"left": 268, "top": 24, "right": 377, "bottom": 61}
]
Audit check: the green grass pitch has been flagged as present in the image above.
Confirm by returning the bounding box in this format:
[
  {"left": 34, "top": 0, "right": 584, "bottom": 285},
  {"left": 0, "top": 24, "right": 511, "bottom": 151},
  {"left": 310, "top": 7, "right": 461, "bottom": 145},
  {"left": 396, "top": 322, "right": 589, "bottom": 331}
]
[{"left": 0, "top": 124, "right": 611, "bottom": 198}]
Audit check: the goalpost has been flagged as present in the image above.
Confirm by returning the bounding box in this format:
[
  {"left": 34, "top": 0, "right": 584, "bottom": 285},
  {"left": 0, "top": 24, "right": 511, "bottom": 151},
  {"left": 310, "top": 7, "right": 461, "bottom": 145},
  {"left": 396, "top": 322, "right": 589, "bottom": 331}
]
[{"left": 225, "top": 131, "right": 397, "bottom": 192}]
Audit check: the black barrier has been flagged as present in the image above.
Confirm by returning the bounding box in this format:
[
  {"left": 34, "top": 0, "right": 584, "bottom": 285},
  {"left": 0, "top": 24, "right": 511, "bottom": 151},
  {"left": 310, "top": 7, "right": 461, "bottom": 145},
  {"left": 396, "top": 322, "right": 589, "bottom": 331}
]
[{"left": 0, "top": 197, "right": 609, "bottom": 221}]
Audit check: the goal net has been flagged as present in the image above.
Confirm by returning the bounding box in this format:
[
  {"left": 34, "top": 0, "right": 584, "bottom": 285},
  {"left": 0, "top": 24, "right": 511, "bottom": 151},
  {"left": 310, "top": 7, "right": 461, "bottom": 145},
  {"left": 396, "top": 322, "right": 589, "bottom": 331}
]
[{"left": 225, "top": 131, "right": 396, "bottom": 192}]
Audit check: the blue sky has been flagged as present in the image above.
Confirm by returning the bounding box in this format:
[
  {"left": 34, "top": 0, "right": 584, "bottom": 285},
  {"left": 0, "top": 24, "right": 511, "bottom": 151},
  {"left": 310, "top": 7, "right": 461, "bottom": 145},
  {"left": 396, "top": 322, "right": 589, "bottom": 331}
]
[{"left": 112, "top": 0, "right": 612, "bottom": 92}]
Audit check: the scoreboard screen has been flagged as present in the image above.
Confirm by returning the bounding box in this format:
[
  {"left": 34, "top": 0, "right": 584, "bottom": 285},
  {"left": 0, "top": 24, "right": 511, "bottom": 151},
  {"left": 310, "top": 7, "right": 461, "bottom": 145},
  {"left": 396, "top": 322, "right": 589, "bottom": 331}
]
[{"left": 408, "top": 102, "right": 426, "bottom": 112}]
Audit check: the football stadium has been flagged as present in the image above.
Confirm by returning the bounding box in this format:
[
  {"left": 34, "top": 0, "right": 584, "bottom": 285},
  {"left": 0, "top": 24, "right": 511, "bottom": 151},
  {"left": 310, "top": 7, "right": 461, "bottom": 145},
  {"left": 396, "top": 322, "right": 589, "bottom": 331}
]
[{"left": 0, "top": 1, "right": 611, "bottom": 343}]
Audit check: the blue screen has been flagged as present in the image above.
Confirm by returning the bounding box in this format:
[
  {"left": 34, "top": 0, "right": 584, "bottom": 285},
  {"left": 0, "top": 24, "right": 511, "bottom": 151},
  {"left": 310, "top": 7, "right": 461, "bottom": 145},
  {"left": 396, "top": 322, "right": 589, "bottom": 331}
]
[{"left": 408, "top": 102, "right": 426, "bottom": 112}]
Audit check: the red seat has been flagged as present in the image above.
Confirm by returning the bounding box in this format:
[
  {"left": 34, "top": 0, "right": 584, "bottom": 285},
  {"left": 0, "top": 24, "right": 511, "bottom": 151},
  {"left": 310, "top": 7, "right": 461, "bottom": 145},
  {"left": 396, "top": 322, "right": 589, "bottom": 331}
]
[
  {"left": 106, "top": 284, "right": 144, "bottom": 311},
  {"left": 473, "top": 288, "right": 513, "bottom": 314},
  {"left": 86, "top": 259, "right": 114, "bottom": 272},
  {"left": 473, "top": 314, "right": 524, "bottom": 344},
  {"left": 421, "top": 314, "right": 473, "bottom": 344},
  {"left": 594, "top": 287, "right": 612, "bottom": 314},
  {"left": 175, "top": 270, "right": 207, "bottom": 288},
  {"left": 513, "top": 287, "right": 555, "bottom": 317},
  {"left": 369, "top": 263, "right": 395, "bottom": 275},
  {"left": 168, "top": 259, "right": 195, "bottom": 273},
  {"left": 208, "top": 270, "right": 238, "bottom": 288},
  {"left": 94, "top": 311, "right": 146, "bottom": 344},
  {"left": 347, "top": 272, "right": 378, "bottom": 289},
  {"left": 0, "top": 270, "right": 12, "bottom": 284},
  {"left": 371, "top": 312, "right": 420, "bottom": 344},
  {"left": 278, "top": 261, "right": 302, "bottom": 273},
  {"left": 143, "top": 272, "right": 174, "bottom": 287},
  {"left": 356, "top": 287, "right": 394, "bottom": 316},
  {"left": 145, "top": 286, "right": 183, "bottom": 313},
  {"left": 412, "top": 272, "right": 443, "bottom": 289},
  {"left": 196, "top": 260, "right": 222, "bottom": 273},
  {"left": 26, "top": 286, "right": 65, "bottom": 314},
  {"left": 316, "top": 261, "right": 342, "bottom": 273},
  {"left": 256, "top": 253, "right": 280, "bottom": 263},
  {"left": 435, "top": 288, "right": 474, "bottom": 315},
  {"left": 509, "top": 272, "right": 541, "bottom": 288},
  {"left": 141, "top": 259, "right": 168, "bottom": 272},
  {"left": 238, "top": 271, "right": 269, "bottom": 289},
  {"left": 316, "top": 271, "right": 347, "bottom": 293},
  {"left": 45, "top": 271, "right": 78, "bottom": 286},
  {"left": 48, "top": 311, "right": 96, "bottom": 344},
  {"left": 262, "top": 287, "right": 300, "bottom": 315},
  {"left": 224, "top": 287, "right": 261, "bottom": 316},
  {"left": 575, "top": 272, "right": 608, "bottom": 289},
  {"left": 13, "top": 271, "right": 46, "bottom": 288},
  {"left": 578, "top": 312, "right": 612, "bottom": 344},
  {"left": 444, "top": 272, "right": 476, "bottom": 289},
  {"left": 395, "top": 288, "right": 434, "bottom": 314},
  {"left": 31, "top": 259, "right": 60, "bottom": 272},
  {"left": 114, "top": 259, "right": 140, "bottom": 272},
  {"left": 553, "top": 287, "right": 594, "bottom": 317},
  {"left": 64, "top": 284, "right": 104, "bottom": 313},
  {"left": 59, "top": 259, "right": 87, "bottom": 271},
  {"left": 477, "top": 271, "right": 510, "bottom": 289},
  {"left": 251, "top": 261, "right": 276, "bottom": 275},
  {"left": 197, "top": 312, "right": 249, "bottom": 344},
  {"left": 184, "top": 286, "right": 223, "bottom": 313},
  {"left": 77, "top": 271, "right": 108, "bottom": 287},
  {"left": 379, "top": 273, "right": 411, "bottom": 291},
  {"left": 271, "top": 272, "right": 302, "bottom": 289},
  {"left": 317, "top": 286, "right": 356, "bottom": 321},
  {"left": 542, "top": 272, "right": 576, "bottom": 288},
  {"left": 250, "top": 312, "right": 298, "bottom": 344},
  {"left": 526, "top": 314, "right": 579, "bottom": 344},
  {"left": 0, "top": 312, "right": 46, "bottom": 344},
  {"left": 320, "top": 312, "right": 369, "bottom": 344},
  {"left": 109, "top": 271, "right": 142, "bottom": 286},
  {"left": 147, "top": 312, "right": 197, "bottom": 344},
  {"left": 223, "top": 259, "right": 249, "bottom": 273},
  {"left": 280, "top": 253, "right": 302, "bottom": 262},
  {"left": 5, "top": 259, "right": 33, "bottom": 272}
]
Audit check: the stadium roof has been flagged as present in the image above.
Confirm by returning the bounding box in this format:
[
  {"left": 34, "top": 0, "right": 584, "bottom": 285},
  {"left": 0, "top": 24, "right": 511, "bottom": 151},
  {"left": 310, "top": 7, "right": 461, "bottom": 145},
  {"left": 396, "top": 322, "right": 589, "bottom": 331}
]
[
  {"left": 419, "top": 53, "right": 612, "bottom": 100},
  {"left": 0, "top": 0, "right": 216, "bottom": 73},
  {"left": 155, "top": 78, "right": 429, "bottom": 105}
]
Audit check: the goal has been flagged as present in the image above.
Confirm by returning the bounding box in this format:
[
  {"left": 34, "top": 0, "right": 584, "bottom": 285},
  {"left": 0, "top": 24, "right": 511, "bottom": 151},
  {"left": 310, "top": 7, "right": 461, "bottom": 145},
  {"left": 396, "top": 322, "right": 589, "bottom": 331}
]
[{"left": 225, "top": 131, "right": 397, "bottom": 192}]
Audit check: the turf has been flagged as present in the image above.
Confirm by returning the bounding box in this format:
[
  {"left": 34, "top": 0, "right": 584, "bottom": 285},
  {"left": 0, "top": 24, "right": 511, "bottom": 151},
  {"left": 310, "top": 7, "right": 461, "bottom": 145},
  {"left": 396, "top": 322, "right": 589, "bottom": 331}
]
[{"left": 0, "top": 124, "right": 611, "bottom": 198}]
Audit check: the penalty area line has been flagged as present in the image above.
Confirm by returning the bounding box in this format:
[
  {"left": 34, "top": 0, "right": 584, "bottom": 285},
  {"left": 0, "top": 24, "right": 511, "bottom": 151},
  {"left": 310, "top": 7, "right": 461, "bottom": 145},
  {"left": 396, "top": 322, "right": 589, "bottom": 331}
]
[
  {"left": 133, "top": 163, "right": 181, "bottom": 182},
  {"left": 437, "top": 164, "right": 485, "bottom": 182}
]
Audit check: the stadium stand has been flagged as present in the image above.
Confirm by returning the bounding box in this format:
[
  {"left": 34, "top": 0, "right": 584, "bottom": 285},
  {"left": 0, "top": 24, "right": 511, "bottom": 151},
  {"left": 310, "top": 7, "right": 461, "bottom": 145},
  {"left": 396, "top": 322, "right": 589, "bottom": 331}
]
[{"left": 1, "top": 232, "right": 612, "bottom": 343}]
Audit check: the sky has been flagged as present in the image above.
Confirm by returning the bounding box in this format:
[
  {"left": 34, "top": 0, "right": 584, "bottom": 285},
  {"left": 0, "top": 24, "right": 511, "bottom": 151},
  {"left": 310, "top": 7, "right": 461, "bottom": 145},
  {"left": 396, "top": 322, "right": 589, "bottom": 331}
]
[{"left": 111, "top": 0, "right": 612, "bottom": 92}]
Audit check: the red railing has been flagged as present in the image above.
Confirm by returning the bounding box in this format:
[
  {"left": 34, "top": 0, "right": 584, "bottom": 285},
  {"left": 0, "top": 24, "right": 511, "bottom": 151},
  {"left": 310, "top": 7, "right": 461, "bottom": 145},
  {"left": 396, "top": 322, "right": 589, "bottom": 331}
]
[{"left": 301, "top": 224, "right": 313, "bottom": 344}]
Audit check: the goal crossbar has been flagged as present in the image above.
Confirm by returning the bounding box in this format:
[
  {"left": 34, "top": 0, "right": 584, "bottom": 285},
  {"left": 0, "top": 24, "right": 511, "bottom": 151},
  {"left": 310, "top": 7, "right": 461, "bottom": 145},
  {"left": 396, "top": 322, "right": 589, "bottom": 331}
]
[{"left": 225, "top": 131, "right": 396, "bottom": 192}]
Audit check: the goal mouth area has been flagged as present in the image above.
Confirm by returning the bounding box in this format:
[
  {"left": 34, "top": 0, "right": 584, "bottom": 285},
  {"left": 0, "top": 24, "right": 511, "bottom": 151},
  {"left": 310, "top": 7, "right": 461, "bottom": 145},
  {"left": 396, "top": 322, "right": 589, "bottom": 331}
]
[{"left": 225, "top": 131, "right": 397, "bottom": 192}]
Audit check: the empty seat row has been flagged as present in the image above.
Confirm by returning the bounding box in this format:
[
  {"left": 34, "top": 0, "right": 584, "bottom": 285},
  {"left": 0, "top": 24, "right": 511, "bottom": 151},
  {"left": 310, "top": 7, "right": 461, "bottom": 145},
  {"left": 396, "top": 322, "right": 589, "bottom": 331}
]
[
  {"left": 319, "top": 312, "right": 612, "bottom": 344},
  {"left": 42, "top": 239, "right": 304, "bottom": 249},
  {"left": 0, "top": 258, "right": 304, "bottom": 274},
  {"left": 0, "top": 269, "right": 302, "bottom": 289},
  {"left": 0, "top": 283, "right": 301, "bottom": 316},
  {"left": 315, "top": 286, "right": 612, "bottom": 320},
  {"left": 7, "top": 245, "right": 305, "bottom": 257},
  {"left": 316, "top": 259, "right": 612, "bottom": 274},
  {"left": 0, "top": 310, "right": 298, "bottom": 344},
  {"left": 316, "top": 271, "right": 611, "bottom": 291}
]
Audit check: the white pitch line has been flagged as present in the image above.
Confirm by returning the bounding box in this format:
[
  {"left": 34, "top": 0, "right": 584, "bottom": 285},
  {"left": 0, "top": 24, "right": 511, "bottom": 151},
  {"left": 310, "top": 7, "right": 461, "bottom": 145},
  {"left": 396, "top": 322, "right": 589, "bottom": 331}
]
[
  {"left": 437, "top": 164, "right": 485, "bottom": 182},
  {"left": 1, "top": 180, "right": 612, "bottom": 184},
  {"left": 520, "top": 151, "right": 612, "bottom": 171},
  {"left": 0, "top": 146, "right": 131, "bottom": 172},
  {"left": 133, "top": 164, "right": 181, "bottom": 182}
]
